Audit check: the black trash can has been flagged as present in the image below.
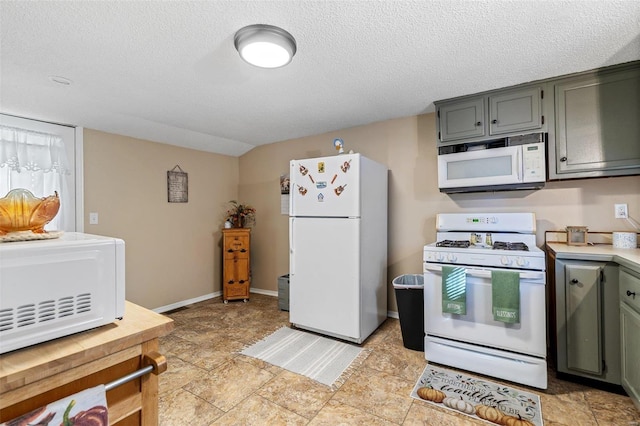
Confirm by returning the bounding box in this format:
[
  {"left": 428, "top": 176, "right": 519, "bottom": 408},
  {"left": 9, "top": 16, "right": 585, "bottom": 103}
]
[{"left": 393, "top": 274, "right": 425, "bottom": 351}]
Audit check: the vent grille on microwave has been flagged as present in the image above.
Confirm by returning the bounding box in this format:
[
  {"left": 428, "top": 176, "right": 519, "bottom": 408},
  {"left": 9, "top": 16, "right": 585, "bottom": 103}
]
[{"left": 0, "top": 293, "right": 93, "bottom": 333}]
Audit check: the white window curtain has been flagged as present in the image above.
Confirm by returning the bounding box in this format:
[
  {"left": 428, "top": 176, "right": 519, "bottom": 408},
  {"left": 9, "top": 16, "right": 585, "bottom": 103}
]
[{"left": 0, "top": 125, "right": 71, "bottom": 231}]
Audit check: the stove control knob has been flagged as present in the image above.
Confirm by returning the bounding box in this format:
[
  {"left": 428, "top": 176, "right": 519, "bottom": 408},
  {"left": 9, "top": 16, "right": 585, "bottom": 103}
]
[
  {"left": 447, "top": 253, "right": 457, "bottom": 262},
  {"left": 501, "top": 256, "right": 512, "bottom": 265},
  {"left": 435, "top": 252, "right": 444, "bottom": 262},
  {"left": 516, "top": 257, "right": 528, "bottom": 267}
]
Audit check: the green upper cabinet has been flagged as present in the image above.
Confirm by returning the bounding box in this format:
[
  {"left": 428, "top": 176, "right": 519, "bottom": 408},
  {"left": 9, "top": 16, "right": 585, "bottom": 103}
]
[
  {"left": 434, "top": 60, "right": 640, "bottom": 180},
  {"left": 550, "top": 63, "right": 640, "bottom": 179},
  {"left": 436, "top": 86, "right": 545, "bottom": 145},
  {"left": 489, "top": 87, "right": 543, "bottom": 135},
  {"left": 437, "top": 96, "right": 485, "bottom": 142}
]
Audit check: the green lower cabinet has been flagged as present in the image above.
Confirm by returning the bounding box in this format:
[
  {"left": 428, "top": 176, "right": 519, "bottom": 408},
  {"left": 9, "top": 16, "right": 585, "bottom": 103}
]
[
  {"left": 565, "top": 262, "right": 603, "bottom": 375},
  {"left": 620, "top": 267, "right": 640, "bottom": 410},
  {"left": 555, "top": 259, "right": 621, "bottom": 385}
]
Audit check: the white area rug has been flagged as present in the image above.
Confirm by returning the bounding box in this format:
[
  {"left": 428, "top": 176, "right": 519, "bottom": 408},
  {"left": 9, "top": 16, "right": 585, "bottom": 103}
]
[
  {"left": 411, "top": 364, "right": 543, "bottom": 426},
  {"left": 240, "top": 327, "right": 367, "bottom": 388}
]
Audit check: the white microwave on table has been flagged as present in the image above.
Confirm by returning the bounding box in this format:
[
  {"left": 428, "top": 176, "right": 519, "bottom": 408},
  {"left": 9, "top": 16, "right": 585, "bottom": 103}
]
[
  {"left": 437, "top": 133, "right": 546, "bottom": 193},
  {"left": 0, "top": 232, "right": 125, "bottom": 354}
]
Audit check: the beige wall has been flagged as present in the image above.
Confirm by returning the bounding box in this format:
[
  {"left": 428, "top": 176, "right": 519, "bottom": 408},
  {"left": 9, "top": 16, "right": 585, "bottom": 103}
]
[
  {"left": 82, "top": 113, "right": 639, "bottom": 312},
  {"left": 83, "top": 129, "right": 239, "bottom": 309},
  {"left": 239, "top": 113, "right": 640, "bottom": 312}
]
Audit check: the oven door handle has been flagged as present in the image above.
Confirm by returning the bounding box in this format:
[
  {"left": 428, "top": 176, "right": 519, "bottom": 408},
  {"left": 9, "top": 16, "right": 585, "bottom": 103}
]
[{"left": 423, "top": 264, "right": 545, "bottom": 281}]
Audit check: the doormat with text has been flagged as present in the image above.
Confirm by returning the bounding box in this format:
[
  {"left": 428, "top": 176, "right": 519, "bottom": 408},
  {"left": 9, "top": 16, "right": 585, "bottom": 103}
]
[{"left": 411, "top": 364, "right": 543, "bottom": 426}]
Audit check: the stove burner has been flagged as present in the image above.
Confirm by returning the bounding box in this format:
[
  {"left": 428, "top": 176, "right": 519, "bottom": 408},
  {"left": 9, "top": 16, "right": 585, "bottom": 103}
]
[
  {"left": 493, "top": 241, "right": 529, "bottom": 251},
  {"left": 436, "top": 240, "right": 471, "bottom": 248}
]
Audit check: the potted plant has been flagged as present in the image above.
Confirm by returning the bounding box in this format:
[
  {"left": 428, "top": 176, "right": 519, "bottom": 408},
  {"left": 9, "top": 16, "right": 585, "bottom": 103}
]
[{"left": 225, "top": 200, "right": 256, "bottom": 228}]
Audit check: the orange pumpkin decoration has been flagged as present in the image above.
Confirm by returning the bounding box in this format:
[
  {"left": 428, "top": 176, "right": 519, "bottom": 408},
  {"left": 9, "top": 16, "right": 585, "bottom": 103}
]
[
  {"left": 416, "top": 386, "right": 446, "bottom": 403},
  {"left": 501, "top": 414, "right": 535, "bottom": 426},
  {"left": 475, "top": 404, "right": 506, "bottom": 425}
]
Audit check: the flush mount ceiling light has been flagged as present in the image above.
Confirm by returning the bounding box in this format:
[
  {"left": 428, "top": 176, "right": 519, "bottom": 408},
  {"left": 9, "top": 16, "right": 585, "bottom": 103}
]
[{"left": 234, "top": 24, "right": 297, "bottom": 69}]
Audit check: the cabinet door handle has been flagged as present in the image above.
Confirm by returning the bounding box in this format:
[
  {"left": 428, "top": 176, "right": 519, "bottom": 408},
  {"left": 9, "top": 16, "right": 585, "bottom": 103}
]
[
  {"left": 239, "top": 280, "right": 245, "bottom": 284},
  {"left": 227, "top": 249, "right": 234, "bottom": 253},
  {"left": 627, "top": 290, "right": 636, "bottom": 299},
  {"left": 240, "top": 249, "right": 246, "bottom": 253},
  {"left": 475, "top": 121, "right": 482, "bottom": 126},
  {"left": 560, "top": 157, "right": 567, "bottom": 162},
  {"left": 491, "top": 119, "right": 497, "bottom": 124},
  {"left": 570, "top": 278, "right": 579, "bottom": 284},
  {"left": 228, "top": 280, "right": 234, "bottom": 284}
]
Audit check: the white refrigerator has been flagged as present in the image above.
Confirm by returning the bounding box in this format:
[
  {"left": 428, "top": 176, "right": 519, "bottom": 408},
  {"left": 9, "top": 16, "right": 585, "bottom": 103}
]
[{"left": 289, "top": 153, "right": 388, "bottom": 344}]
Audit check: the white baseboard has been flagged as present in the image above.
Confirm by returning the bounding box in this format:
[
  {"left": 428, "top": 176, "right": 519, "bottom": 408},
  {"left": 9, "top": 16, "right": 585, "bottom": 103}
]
[
  {"left": 153, "top": 292, "right": 221, "bottom": 313},
  {"left": 153, "top": 289, "right": 275, "bottom": 313},
  {"left": 153, "top": 289, "right": 399, "bottom": 320},
  {"left": 249, "top": 288, "right": 278, "bottom": 297}
]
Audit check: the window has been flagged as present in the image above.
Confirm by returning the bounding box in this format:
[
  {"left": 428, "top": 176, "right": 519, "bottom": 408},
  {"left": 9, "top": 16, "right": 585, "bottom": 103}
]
[{"left": 0, "top": 114, "right": 83, "bottom": 232}]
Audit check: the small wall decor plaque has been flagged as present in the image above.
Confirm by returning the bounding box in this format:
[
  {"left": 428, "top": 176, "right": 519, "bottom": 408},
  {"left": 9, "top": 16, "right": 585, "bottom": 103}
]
[
  {"left": 167, "top": 165, "right": 188, "bottom": 203},
  {"left": 280, "top": 174, "right": 290, "bottom": 215},
  {"left": 280, "top": 174, "right": 290, "bottom": 195}
]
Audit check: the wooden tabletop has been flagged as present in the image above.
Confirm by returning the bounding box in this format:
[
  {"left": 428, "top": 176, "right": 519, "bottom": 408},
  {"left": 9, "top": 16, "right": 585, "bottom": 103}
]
[{"left": 0, "top": 301, "right": 174, "bottom": 394}]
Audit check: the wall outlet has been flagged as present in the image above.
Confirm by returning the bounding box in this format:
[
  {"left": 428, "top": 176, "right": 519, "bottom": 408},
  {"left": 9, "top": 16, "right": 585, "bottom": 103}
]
[
  {"left": 89, "top": 212, "right": 99, "bottom": 225},
  {"left": 614, "top": 204, "right": 628, "bottom": 219}
]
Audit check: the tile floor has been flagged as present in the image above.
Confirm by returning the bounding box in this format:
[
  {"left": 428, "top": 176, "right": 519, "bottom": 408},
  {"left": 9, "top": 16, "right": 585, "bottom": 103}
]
[{"left": 158, "top": 294, "right": 639, "bottom": 425}]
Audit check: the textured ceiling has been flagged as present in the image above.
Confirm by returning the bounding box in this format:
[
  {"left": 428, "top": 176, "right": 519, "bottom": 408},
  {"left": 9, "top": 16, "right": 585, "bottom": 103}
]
[{"left": 1, "top": 1, "right": 639, "bottom": 156}]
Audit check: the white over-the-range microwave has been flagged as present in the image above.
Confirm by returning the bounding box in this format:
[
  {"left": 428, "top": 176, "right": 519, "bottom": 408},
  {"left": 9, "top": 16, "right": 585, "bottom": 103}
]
[
  {"left": 438, "top": 133, "right": 546, "bottom": 193},
  {"left": 0, "top": 232, "right": 125, "bottom": 354}
]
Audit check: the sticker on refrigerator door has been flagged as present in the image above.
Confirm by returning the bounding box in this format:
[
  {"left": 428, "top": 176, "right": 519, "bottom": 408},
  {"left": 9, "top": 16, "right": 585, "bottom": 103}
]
[
  {"left": 299, "top": 164, "right": 309, "bottom": 176},
  {"left": 316, "top": 181, "right": 327, "bottom": 189},
  {"left": 334, "top": 184, "right": 347, "bottom": 196},
  {"left": 317, "top": 162, "right": 325, "bottom": 173},
  {"left": 297, "top": 185, "right": 308, "bottom": 195},
  {"left": 317, "top": 193, "right": 324, "bottom": 202},
  {"left": 340, "top": 159, "right": 351, "bottom": 173}
]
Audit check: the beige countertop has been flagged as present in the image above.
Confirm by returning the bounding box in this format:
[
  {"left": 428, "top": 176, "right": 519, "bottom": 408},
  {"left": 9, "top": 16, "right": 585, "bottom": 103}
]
[{"left": 546, "top": 242, "right": 640, "bottom": 271}]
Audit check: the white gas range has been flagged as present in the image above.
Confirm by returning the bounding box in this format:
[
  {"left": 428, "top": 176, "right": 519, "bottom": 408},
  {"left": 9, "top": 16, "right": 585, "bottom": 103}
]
[{"left": 423, "top": 212, "right": 547, "bottom": 389}]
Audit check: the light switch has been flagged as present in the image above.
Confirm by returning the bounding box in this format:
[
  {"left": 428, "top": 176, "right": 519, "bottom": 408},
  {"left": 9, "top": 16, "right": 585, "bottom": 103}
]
[{"left": 89, "top": 212, "right": 99, "bottom": 225}]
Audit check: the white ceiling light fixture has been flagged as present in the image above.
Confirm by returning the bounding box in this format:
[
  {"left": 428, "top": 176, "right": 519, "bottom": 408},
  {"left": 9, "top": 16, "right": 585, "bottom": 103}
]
[{"left": 234, "top": 24, "right": 297, "bottom": 69}]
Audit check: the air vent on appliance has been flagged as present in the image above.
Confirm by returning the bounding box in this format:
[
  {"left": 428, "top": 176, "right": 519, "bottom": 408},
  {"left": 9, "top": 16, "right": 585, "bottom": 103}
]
[
  {"left": 38, "top": 300, "right": 56, "bottom": 322},
  {"left": 58, "top": 296, "right": 74, "bottom": 317},
  {"left": 0, "top": 308, "right": 14, "bottom": 331},
  {"left": 16, "top": 304, "right": 36, "bottom": 327},
  {"left": 77, "top": 293, "right": 92, "bottom": 313},
  {"left": 0, "top": 293, "right": 93, "bottom": 333}
]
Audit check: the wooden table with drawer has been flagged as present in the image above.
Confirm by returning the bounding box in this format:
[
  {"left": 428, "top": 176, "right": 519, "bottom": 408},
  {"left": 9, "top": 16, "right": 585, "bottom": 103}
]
[{"left": 222, "top": 228, "right": 251, "bottom": 303}]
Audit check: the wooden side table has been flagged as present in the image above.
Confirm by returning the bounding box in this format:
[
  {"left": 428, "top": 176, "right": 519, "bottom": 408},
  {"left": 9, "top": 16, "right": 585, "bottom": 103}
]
[{"left": 222, "top": 228, "right": 251, "bottom": 303}]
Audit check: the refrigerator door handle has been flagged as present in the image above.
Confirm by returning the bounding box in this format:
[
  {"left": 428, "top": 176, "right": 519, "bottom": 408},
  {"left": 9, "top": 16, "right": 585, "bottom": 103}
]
[
  {"left": 289, "top": 184, "right": 294, "bottom": 216},
  {"left": 289, "top": 217, "right": 294, "bottom": 276},
  {"left": 424, "top": 263, "right": 545, "bottom": 281}
]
